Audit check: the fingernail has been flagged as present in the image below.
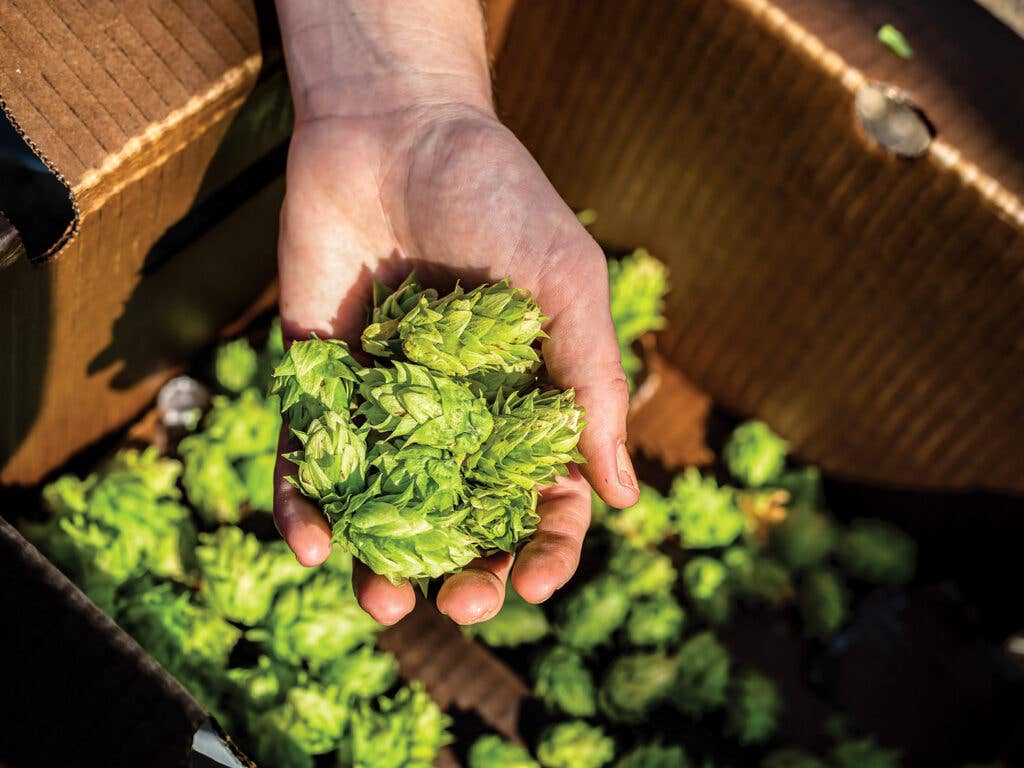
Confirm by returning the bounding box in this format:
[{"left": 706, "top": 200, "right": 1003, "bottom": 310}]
[{"left": 616, "top": 441, "right": 638, "bottom": 493}]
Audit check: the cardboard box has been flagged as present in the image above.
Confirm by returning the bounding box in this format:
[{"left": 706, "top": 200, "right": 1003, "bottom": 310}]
[
  {"left": 2, "top": 0, "right": 1023, "bottom": 765},
  {"left": 0, "top": 0, "right": 290, "bottom": 486},
  {"left": 491, "top": 0, "right": 1024, "bottom": 493}
]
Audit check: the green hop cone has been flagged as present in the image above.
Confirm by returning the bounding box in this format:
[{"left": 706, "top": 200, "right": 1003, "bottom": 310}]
[
  {"left": 830, "top": 738, "right": 902, "bottom": 768},
  {"left": 252, "top": 684, "right": 350, "bottom": 756},
  {"left": 608, "top": 541, "right": 677, "bottom": 597},
  {"left": 397, "top": 279, "right": 547, "bottom": 376},
  {"left": 672, "top": 631, "right": 731, "bottom": 715},
  {"left": 726, "top": 669, "right": 783, "bottom": 745},
  {"left": 460, "top": 484, "right": 540, "bottom": 553},
  {"left": 723, "top": 421, "right": 789, "bottom": 488},
  {"left": 350, "top": 683, "right": 453, "bottom": 768},
  {"left": 683, "top": 556, "right": 732, "bottom": 625},
  {"left": 239, "top": 452, "right": 276, "bottom": 512},
  {"left": 770, "top": 506, "right": 837, "bottom": 571},
  {"left": 608, "top": 248, "right": 669, "bottom": 348},
  {"left": 179, "top": 436, "right": 248, "bottom": 524},
  {"left": 104, "top": 447, "right": 183, "bottom": 498},
  {"left": 287, "top": 411, "right": 368, "bottom": 501},
  {"left": 117, "top": 579, "right": 241, "bottom": 678},
  {"left": 557, "top": 574, "right": 632, "bottom": 651},
  {"left": 602, "top": 483, "right": 675, "bottom": 546},
  {"left": 327, "top": 489, "right": 479, "bottom": 583},
  {"left": 226, "top": 655, "right": 297, "bottom": 713},
  {"left": 532, "top": 645, "right": 597, "bottom": 717},
  {"left": 468, "top": 735, "right": 540, "bottom": 768},
  {"left": 273, "top": 337, "right": 362, "bottom": 431},
  {"left": 537, "top": 721, "right": 615, "bottom": 768},
  {"left": 319, "top": 645, "right": 399, "bottom": 702},
  {"left": 214, "top": 337, "right": 259, "bottom": 393},
  {"left": 608, "top": 249, "right": 668, "bottom": 390},
  {"left": 195, "top": 527, "right": 312, "bottom": 626},
  {"left": 368, "top": 441, "right": 465, "bottom": 515},
  {"left": 357, "top": 362, "right": 494, "bottom": 454},
  {"left": 723, "top": 547, "right": 793, "bottom": 606},
  {"left": 464, "top": 368, "right": 539, "bottom": 400},
  {"left": 203, "top": 389, "right": 281, "bottom": 459},
  {"left": 625, "top": 593, "right": 686, "bottom": 647},
  {"left": 599, "top": 650, "right": 678, "bottom": 723},
  {"left": 466, "top": 389, "right": 585, "bottom": 490},
  {"left": 614, "top": 743, "right": 690, "bottom": 768},
  {"left": 836, "top": 518, "right": 916, "bottom": 585},
  {"left": 671, "top": 468, "right": 746, "bottom": 549},
  {"left": 774, "top": 466, "right": 825, "bottom": 511},
  {"left": 361, "top": 272, "right": 440, "bottom": 358},
  {"left": 248, "top": 573, "right": 380, "bottom": 669},
  {"left": 798, "top": 568, "right": 848, "bottom": 638}
]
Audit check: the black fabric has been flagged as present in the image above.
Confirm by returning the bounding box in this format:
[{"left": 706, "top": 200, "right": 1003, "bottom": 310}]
[{"left": 0, "top": 112, "right": 75, "bottom": 263}]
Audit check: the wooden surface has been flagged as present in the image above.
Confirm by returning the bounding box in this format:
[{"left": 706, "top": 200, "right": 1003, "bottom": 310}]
[{"left": 495, "top": 0, "right": 1024, "bottom": 493}]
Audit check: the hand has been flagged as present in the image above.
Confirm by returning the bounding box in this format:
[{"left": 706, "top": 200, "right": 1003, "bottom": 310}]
[
  {"left": 273, "top": 101, "right": 640, "bottom": 625},
  {"left": 270, "top": 1, "right": 640, "bottom": 622}
]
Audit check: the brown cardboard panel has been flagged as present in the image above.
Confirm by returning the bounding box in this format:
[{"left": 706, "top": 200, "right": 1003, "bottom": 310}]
[
  {"left": 0, "top": 172, "right": 282, "bottom": 485},
  {"left": 627, "top": 338, "right": 715, "bottom": 470},
  {"left": 0, "top": 0, "right": 260, "bottom": 193},
  {"left": 0, "top": 517, "right": 204, "bottom": 768},
  {"left": 0, "top": 1, "right": 290, "bottom": 484},
  {"left": 494, "top": 0, "right": 1024, "bottom": 493},
  {"left": 771, "top": 0, "right": 1024, "bottom": 202}
]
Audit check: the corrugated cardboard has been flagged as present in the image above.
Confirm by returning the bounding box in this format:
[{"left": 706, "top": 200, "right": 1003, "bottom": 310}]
[
  {"left": 0, "top": 0, "right": 289, "bottom": 485},
  {"left": 493, "top": 0, "right": 1024, "bottom": 493},
  {"left": 0, "top": 516, "right": 206, "bottom": 768},
  {"left": 2, "top": 0, "right": 1023, "bottom": 763}
]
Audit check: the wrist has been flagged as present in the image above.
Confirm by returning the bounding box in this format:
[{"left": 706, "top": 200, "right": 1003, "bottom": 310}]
[{"left": 275, "top": 0, "right": 493, "bottom": 125}]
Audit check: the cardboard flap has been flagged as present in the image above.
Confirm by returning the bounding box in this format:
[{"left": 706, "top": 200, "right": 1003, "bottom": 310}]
[
  {"left": 495, "top": 0, "right": 1024, "bottom": 493},
  {"left": 0, "top": 0, "right": 264, "bottom": 261},
  {"left": 0, "top": 516, "right": 206, "bottom": 767}
]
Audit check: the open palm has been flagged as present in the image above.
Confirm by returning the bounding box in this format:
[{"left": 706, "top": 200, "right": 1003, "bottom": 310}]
[{"left": 274, "top": 104, "right": 639, "bottom": 626}]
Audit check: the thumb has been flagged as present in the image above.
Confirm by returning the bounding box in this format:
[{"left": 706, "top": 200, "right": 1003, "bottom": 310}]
[{"left": 540, "top": 245, "right": 639, "bottom": 510}]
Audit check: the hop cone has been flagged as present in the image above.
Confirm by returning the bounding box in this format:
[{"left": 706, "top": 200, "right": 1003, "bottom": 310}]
[
  {"left": 357, "top": 362, "right": 494, "bottom": 454},
  {"left": 726, "top": 669, "right": 782, "bottom": 745},
  {"left": 214, "top": 337, "right": 258, "bottom": 393},
  {"left": 367, "top": 441, "right": 465, "bottom": 514},
  {"left": 273, "top": 337, "right": 361, "bottom": 431},
  {"left": 598, "top": 651, "right": 678, "bottom": 723},
  {"left": 362, "top": 273, "right": 439, "bottom": 358},
  {"left": 398, "top": 279, "right": 547, "bottom": 376},
  {"left": 723, "top": 420, "right": 788, "bottom": 488},
  {"left": 464, "top": 368, "right": 538, "bottom": 400},
  {"left": 286, "top": 411, "right": 368, "bottom": 501},
  {"left": 459, "top": 484, "right": 540, "bottom": 553},
  {"left": 532, "top": 645, "right": 597, "bottom": 717},
  {"left": 327, "top": 488, "right": 479, "bottom": 583},
  {"left": 466, "top": 389, "right": 585, "bottom": 490}
]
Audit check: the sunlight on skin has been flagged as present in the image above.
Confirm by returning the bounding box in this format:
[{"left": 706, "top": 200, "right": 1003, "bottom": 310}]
[{"left": 272, "top": 0, "right": 639, "bottom": 626}]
